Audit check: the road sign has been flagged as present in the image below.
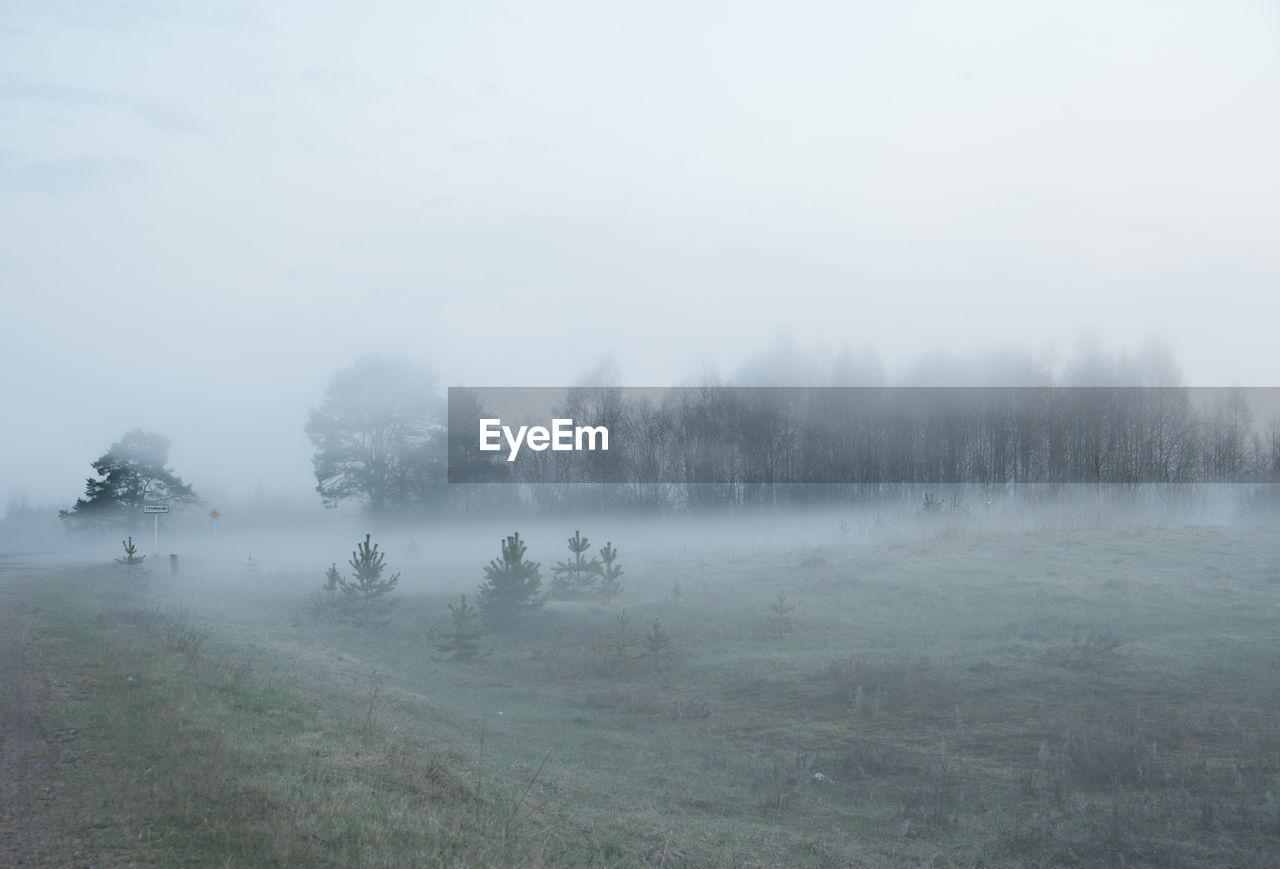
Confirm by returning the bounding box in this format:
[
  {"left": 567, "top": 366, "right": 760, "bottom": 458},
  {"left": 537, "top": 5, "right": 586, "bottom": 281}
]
[
  {"left": 142, "top": 504, "right": 168, "bottom": 552},
  {"left": 210, "top": 509, "right": 219, "bottom": 520}
]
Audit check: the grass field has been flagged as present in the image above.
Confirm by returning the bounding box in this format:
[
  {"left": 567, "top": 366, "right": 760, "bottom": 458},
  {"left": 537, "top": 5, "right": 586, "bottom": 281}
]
[{"left": 24, "top": 519, "right": 1280, "bottom": 866}]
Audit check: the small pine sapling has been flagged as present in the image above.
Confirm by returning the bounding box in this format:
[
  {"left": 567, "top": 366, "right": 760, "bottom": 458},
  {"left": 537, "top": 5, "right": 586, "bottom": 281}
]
[
  {"left": 431, "top": 595, "right": 490, "bottom": 661},
  {"left": 116, "top": 536, "right": 145, "bottom": 567},
  {"left": 592, "top": 608, "right": 642, "bottom": 675},
  {"left": 550, "top": 530, "right": 601, "bottom": 599},
  {"left": 325, "top": 534, "right": 399, "bottom": 629},
  {"left": 643, "top": 617, "right": 672, "bottom": 673},
  {"left": 319, "top": 562, "right": 342, "bottom": 610},
  {"left": 597, "top": 541, "right": 623, "bottom": 601},
  {"left": 477, "top": 532, "right": 546, "bottom": 629},
  {"left": 115, "top": 536, "right": 148, "bottom": 581},
  {"left": 345, "top": 534, "right": 399, "bottom": 629},
  {"left": 767, "top": 589, "right": 797, "bottom": 635}
]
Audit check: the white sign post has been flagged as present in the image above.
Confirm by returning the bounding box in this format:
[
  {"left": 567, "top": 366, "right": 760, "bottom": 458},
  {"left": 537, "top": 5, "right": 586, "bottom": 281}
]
[{"left": 143, "top": 504, "right": 169, "bottom": 552}]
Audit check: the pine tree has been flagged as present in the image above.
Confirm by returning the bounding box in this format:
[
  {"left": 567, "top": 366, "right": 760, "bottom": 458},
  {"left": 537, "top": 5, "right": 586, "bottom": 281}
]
[
  {"left": 430, "top": 595, "right": 490, "bottom": 661},
  {"left": 324, "top": 534, "right": 400, "bottom": 626},
  {"left": 643, "top": 617, "right": 672, "bottom": 673},
  {"left": 115, "top": 536, "right": 148, "bottom": 581},
  {"left": 61, "top": 430, "right": 201, "bottom": 533},
  {"left": 591, "top": 608, "right": 642, "bottom": 674},
  {"left": 477, "top": 532, "right": 546, "bottom": 629},
  {"left": 597, "top": 541, "right": 624, "bottom": 602},
  {"left": 115, "top": 536, "right": 145, "bottom": 567},
  {"left": 767, "top": 589, "right": 796, "bottom": 635},
  {"left": 550, "top": 530, "right": 601, "bottom": 599},
  {"left": 321, "top": 562, "right": 342, "bottom": 606}
]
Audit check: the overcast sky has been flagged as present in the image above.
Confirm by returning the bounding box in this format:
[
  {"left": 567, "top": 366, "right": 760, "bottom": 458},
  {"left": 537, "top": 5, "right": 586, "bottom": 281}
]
[{"left": 3, "top": 1, "right": 1278, "bottom": 508}]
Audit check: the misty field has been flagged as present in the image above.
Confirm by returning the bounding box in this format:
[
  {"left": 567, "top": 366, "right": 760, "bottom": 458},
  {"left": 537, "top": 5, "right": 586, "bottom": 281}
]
[{"left": 23, "top": 519, "right": 1280, "bottom": 867}]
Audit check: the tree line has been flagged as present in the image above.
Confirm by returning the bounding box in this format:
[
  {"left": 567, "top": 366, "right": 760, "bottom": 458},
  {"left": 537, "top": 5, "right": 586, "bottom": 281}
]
[
  {"left": 490, "top": 384, "right": 1280, "bottom": 513},
  {"left": 305, "top": 355, "right": 1278, "bottom": 516},
  {"left": 57, "top": 352, "right": 1280, "bottom": 530}
]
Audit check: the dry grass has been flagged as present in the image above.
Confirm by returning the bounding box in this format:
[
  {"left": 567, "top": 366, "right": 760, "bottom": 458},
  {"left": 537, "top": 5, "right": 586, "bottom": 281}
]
[{"left": 24, "top": 522, "right": 1280, "bottom": 866}]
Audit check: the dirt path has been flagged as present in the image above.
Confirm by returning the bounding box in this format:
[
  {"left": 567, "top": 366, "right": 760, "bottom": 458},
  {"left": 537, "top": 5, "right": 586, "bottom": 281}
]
[{"left": 0, "top": 561, "right": 57, "bottom": 866}]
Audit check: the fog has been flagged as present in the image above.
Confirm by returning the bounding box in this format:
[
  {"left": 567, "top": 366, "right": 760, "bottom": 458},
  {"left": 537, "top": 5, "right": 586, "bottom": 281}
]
[
  {"left": 3, "top": 1, "right": 1279, "bottom": 516},
  {"left": 10, "top": 11, "right": 1280, "bottom": 860}
]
